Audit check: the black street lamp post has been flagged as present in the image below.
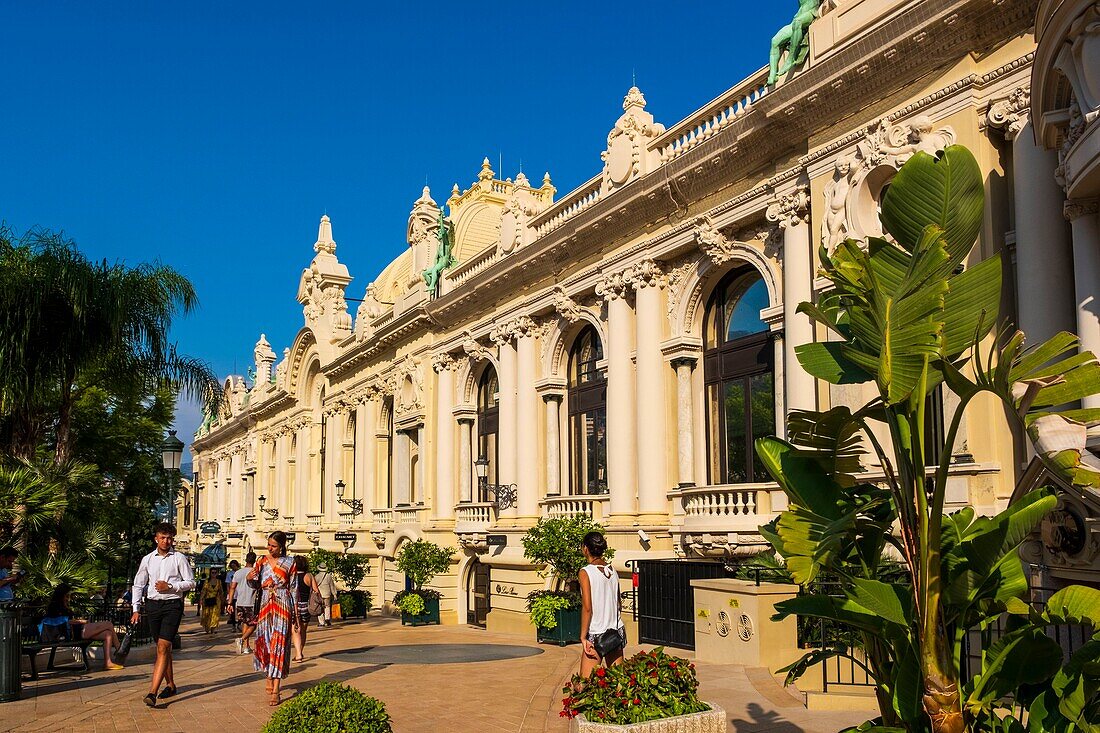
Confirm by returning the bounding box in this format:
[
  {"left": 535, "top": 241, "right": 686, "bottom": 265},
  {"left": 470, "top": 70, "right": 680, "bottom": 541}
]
[
  {"left": 335, "top": 480, "right": 363, "bottom": 516},
  {"left": 474, "top": 455, "right": 517, "bottom": 510},
  {"left": 257, "top": 495, "right": 279, "bottom": 520}
]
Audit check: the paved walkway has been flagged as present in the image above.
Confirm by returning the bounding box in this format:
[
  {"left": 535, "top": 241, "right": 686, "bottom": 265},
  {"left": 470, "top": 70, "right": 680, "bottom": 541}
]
[{"left": 2, "top": 616, "right": 868, "bottom": 732}]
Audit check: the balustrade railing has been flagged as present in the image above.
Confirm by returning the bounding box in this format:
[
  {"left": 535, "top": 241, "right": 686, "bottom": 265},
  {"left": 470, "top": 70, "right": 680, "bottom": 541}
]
[
  {"left": 531, "top": 174, "right": 604, "bottom": 239},
  {"left": 541, "top": 494, "right": 607, "bottom": 520},
  {"left": 447, "top": 245, "right": 501, "bottom": 288},
  {"left": 455, "top": 502, "right": 495, "bottom": 527},
  {"left": 650, "top": 69, "right": 770, "bottom": 164},
  {"left": 371, "top": 509, "right": 393, "bottom": 527},
  {"left": 393, "top": 505, "right": 426, "bottom": 524}
]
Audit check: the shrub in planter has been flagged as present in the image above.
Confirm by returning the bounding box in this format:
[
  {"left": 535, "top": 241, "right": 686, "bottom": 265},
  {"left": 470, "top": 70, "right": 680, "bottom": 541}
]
[
  {"left": 561, "top": 647, "right": 708, "bottom": 725},
  {"left": 393, "top": 539, "right": 452, "bottom": 625},
  {"left": 394, "top": 588, "right": 441, "bottom": 625},
  {"left": 335, "top": 590, "right": 372, "bottom": 618},
  {"left": 523, "top": 516, "right": 612, "bottom": 643},
  {"left": 262, "top": 681, "right": 391, "bottom": 733}
]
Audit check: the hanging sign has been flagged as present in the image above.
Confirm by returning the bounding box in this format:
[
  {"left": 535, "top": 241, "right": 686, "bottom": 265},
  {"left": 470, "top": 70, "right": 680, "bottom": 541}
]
[
  {"left": 200, "top": 521, "right": 222, "bottom": 535},
  {"left": 284, "top": 532, "right": 297, "bottom": 543},
  {"left": 226, "top": 532, "right": 244, "bottom": 539},
  {"left": 334, "top": 532, "right": 357, "bottom": 542},
  {"left": 486, "top": 534, "right": 507, "bottom": 548}
]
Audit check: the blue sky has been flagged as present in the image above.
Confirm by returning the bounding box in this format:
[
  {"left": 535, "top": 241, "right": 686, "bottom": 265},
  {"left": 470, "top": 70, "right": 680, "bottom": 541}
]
[{"left": 1, "top": 2, "right": 790, "bottom": 457}]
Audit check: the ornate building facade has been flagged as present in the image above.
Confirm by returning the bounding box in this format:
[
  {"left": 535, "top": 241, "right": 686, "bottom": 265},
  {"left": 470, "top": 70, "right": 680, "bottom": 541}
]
[{"left": 187, "top": 0, "right": 1100, "bottom": 632}]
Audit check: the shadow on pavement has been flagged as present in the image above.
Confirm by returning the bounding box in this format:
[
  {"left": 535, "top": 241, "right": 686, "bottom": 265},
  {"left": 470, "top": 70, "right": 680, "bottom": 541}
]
[{"left": 730, "top": 702, "right": 806, "bottom": 733}]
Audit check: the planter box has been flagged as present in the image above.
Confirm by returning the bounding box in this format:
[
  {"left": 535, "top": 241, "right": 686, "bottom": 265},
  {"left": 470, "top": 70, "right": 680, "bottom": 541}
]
[
  {"left": 537, "top": 607, "right": 581, "bottom": 646},
  {"left": 401, "top": 596, "right": 440, "bottom": 626},
  {"left": 570, "top": 703, "right": 725, "bottom": 733}
]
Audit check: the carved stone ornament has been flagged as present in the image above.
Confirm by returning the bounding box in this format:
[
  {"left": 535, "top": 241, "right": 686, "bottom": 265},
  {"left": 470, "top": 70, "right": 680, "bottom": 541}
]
[
  {"left": 552, "top": 287, "right": 584, "bottom": 323},
  {"left": 392, "top": 356, "right": 424, "bottom": 413},
  {"left": 253, "top": 333, "right": 276, "bottom": 387},
  {"left": 1054, "top": 4, "right": 1100, "bottom": 127},
  {"left": 629, "top": 259, "right": 667, "bottom": 290},
  {"left": 297, "top": 215, "right": 352, "bottom": 340},
  {"left": 765, "top": 187, "right": 810, "bottom": 229},
  {"left": 461, "top": 332, "right": 489, "bottom": 361},
  {"left": 431, "top": 352, "right": 456, "bottom": 373},
  {"left": 822, "top": 116, "right": 956, "bottom": 248},
  {"left": 600, "top": 87, "right": 666, "bottom": 193},
  {"left": 1064, "top": 197, "right": 1100, "bottom": 221},
  {"left": 595, "top": 269, "right": 631, "bottom": 302},
  {"left": 354, "top": 282, "right": 385, "bottom": 342},
  {"left": 694, "top": 216, "right": 737, "bottom": 265},
  {"left": 985, "top": 86, "right": 1031, "bottom": 139}
]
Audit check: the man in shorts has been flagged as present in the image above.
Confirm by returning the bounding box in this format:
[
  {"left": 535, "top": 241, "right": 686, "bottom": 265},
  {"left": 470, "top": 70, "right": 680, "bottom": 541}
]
[
  {"left": 226, "top": 551, "right": 259, "bottom": 653},
  {"left": 131, "top": 522, "right": 194, "bottom": 708}
]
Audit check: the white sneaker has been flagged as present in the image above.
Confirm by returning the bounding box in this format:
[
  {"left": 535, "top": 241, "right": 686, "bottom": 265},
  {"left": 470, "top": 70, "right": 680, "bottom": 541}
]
[{"left": 234, "top": 638, "right": 243, "bottom": 654}]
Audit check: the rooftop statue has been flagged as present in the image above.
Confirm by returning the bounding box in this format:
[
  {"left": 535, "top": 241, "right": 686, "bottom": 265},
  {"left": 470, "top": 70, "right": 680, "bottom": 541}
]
[
  {"left": 422, "top": 209, "right": 456, "bottom": 296},
  {"left": 767, "top": 0, "right": 821, "bottom": 86}
]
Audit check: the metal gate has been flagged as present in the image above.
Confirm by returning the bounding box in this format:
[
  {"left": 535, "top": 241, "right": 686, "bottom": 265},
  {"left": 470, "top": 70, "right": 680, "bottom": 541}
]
[{"left": 635, "top": 560, "right": 730, "bottom": 649}]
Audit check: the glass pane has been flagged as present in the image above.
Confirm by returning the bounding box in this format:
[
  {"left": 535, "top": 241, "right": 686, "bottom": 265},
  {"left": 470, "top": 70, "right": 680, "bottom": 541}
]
[
  {"left": 478, "top": 432, "right": 498, "bottom": 490},
  {"left": 726, "top": 276, "right": 769, "bottom": 341},
  {"left": 706, "top": 383, "right": 721, "bottom": 483},
  {"left": 724, "top": 382, "right": 747, "bottom": 484},
  {"left": 749, "top": 373, "right": 775, "bottom": 482},
  {"left": 591, "top": 408, "right": 607, "bottom": 494},
  {"left": 571, "top": 409, "right": 608, "bottom": 494},
  {"left": 570, "top": 328, "right": 605, "bottom": 385},
  {"left": 704, "top": 291, "right": 722, "bottom": 350}
]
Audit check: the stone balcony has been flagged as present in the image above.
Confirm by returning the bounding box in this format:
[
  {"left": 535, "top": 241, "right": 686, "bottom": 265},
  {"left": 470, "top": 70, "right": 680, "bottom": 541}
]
[
  {"left": 540, "top": 494, "right": 609, "bottom": 521},
  {"left": 455, "top": 501, "right": 496, "bottom": 551},
  {"left": 670, "top": 483, "right": 782, "bottom": 558}
]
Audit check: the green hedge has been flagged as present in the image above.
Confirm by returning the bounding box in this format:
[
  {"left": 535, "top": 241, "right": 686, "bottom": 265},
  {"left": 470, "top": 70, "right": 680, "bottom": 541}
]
[{"left": 262, "top": 681, "right": 391, "bottom": 733}]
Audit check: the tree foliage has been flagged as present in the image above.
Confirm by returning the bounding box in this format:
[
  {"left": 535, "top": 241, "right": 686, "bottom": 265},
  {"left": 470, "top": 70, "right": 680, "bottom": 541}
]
[
  {"left": 521, "top": 515, "right": 614, "bottom": 582},
  {"left": 394, "top": 539, "right": 453, "bottom": 590},
  {"left": 758, "top": 145, "right": 1100, "bottom": 732}
]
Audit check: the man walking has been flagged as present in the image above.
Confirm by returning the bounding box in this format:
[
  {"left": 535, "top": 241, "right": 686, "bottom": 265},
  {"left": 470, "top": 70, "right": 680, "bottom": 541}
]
[
  {"left": 226, "top": 551, "right": 258, "bottom": 653},
  {"left": 225, "top": 560, "right": 241, "bottom": 631},
  {"left": 131, "top": 522, "right": 194, "bottom": 708},
  {"left": 314, "top": 562, "right": 337, "bottom": 626}
]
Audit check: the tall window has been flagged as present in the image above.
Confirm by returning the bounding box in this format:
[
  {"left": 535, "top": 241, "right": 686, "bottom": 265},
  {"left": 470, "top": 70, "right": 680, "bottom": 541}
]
[
  {"left": 382, "top": 396, "right": 394, "bottom": 507},
  {"left": 568, "top": 326, "right": 607, "bottom": 495},
  {"left": 477, "top": 367, "right": 499, "bottom": 499},
  {"left": 703, "top": 268, "right": 775, "bottom": 484}
]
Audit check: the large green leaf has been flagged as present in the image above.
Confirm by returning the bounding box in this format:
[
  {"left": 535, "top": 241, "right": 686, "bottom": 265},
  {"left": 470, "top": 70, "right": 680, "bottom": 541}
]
[
  {"left": 785, "top": 407, "right": 867, "bottom": 479},
  {"left": 1052, "top": 639, "right": 1100, "bottom": 732},
  {"left": 964, "top": 627, "right": 1064, "bottom": 712},
  {"left": 850, "top": 579, "right": 913, "bottom": 626},
  {"left": 754, "top": 437, "right": 844, "bottom": 518},
  {"left": 1042, "top": 585, "right": 1100, "bottom": 627},
  {"left": 772, "top": 594, "right": 886, "bottom": 634},
  {"left": 942, "top": 254, "right": 1001, "bottom": 357},
  {"left": 795, "top": 342, "right": 874, "bottom": 384},
  {"left": 879, "top": 284, "right": 946, "bottom": 404},
  {"left": 880, "top": 145, "right": 985, "bottom": 267}
]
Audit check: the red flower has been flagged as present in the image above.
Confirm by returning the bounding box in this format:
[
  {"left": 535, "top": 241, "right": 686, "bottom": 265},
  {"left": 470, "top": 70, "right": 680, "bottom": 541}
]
[
  {"left": 598, "top": 679, "right": 608, "bottom": 688},
  {"left": 596, "top": 667, "right": 606, "bottom": 678},
  {"left": 669, "top": 661, "right": 677, "bottom": 669},
  {"left": 633, "top": 698, "right": 641, "bottom": 705}
]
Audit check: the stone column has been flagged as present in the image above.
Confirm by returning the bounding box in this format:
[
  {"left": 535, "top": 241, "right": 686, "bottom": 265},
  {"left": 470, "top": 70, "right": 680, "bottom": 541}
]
[
  {"left": 457, "top": 415, "right": 475, "bottom": 503},
  {"left": 632, "top": 261, "right": 669, "bottom": 520},
  {"left": 433, "top": 355, "right": 456, "bottom": 520},
  {"left": 515, "top": 318, "right": 540, "bottom": 520},
  {"left": 229, "top": 453, "right": 241, "bottom": 523},
  {"left": 597, "top": 270, "right": 637, "bottom": 522},
  {"left": 543, "top": 393, "right": 564, "bottom": 496},
  {"left": 494, "top": 326, "right": 519, "bottom": 519},
  {"left": 354, "top": 401, "right": 373, "bottom": 517},
  {"left": 297, "top": 424, "right": 310, "bottom": 521},
  {"left": 768, "top": 187, "right": 815, "bottom": 413},
  {"left": 324, "top": 412, "right": 341, "bottom": 524},
  {"left": 672, "top": 357, "right": 697, "bottom": 487},
  {"left": 1012, "top": 121, "right": 1077, "bottom": 343},
  {"left": 1066, "top": 198, "right": 1100, "bottom": 409},
  {"left": 415, "top": 425, "right": 425, "bottom": 505}
]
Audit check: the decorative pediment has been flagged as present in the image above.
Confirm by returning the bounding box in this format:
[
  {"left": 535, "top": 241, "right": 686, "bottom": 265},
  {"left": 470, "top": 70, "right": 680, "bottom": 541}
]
[{"left": 600, "top": 87, "right": 666, "bottom": 193}]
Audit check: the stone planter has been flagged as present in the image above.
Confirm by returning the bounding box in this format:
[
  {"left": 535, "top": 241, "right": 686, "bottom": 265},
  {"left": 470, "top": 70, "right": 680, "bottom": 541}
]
[
  {"left": 536, "top": 606, "right": 580, "bottom": 646},
  {"left": 400, "top": 595, "right": 440, "bottom": 626},
  {"left": 570, "top": 703, "right": 725, "bottom": 733}
]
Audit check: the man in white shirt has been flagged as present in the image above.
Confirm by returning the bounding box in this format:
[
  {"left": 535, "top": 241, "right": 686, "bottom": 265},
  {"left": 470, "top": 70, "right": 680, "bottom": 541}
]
[
  {"left": 226, "top": 551, "right": 258, "bottom": 654},
  {"left": 130, "top": 522, "right": 194, "bottom": 708}
]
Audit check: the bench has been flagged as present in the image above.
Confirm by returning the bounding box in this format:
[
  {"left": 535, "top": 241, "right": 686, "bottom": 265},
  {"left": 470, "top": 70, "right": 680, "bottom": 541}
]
[{"left": 20, "top": 621, "right": 94, "bottom": 680}]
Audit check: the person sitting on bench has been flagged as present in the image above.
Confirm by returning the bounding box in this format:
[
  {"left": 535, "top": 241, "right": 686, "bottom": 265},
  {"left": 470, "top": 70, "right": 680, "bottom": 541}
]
[{"left": 42, "top": 584, "right": 125, "bottom": 670}]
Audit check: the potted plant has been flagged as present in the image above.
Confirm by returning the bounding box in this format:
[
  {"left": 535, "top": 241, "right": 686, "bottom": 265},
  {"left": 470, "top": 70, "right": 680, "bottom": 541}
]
[
  {"left": 521, "top": 515, "right": 613, "bottom": 645},
  {"left": 308, "top": 548, "right": 371, "bottom": 619},
  {"left": 262, "top": 680, "right": 392, "bottom": 733},
  {"left": 393, "top": 539, "right": 453, "bottom": 626},
  {"left": 560, "top": 647, "right": 724, "bottom": 732}
]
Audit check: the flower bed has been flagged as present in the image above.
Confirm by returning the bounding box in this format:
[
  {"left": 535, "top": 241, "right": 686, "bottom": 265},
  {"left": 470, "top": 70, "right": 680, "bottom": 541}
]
[{"left": 562, "top": 648, "right": 720, "bottom": 731}]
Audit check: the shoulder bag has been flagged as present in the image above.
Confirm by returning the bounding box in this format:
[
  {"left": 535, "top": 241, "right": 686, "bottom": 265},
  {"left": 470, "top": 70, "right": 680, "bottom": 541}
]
[{"left": 593, "top": 626, "right": 626, "bottom": 658}]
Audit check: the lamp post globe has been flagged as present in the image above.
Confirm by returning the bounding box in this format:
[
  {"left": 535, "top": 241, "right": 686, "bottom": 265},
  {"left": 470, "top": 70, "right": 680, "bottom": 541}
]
[
  {"left": 162, "top": 430, "right": 185, "bottom": 472},
  {"left": 335, "top": 479, "right": 346, "bottom": 499}
]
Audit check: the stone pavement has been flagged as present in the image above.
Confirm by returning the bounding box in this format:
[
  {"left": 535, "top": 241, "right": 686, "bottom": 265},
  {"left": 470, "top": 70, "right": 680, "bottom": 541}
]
[{"left": 1, "top": 615, "right": 868, "bottom": 733}]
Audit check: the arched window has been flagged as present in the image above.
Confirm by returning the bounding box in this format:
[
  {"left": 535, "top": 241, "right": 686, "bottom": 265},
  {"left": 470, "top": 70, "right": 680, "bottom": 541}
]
[
  {"left": 476, "top": 367, "right": 499, "bottom": 500},
  {"left": 568, "top": 326, "right": 607, "bottom": 495},
  {"left": 703, "top": 268, "right": 775, "bottom": 484}
]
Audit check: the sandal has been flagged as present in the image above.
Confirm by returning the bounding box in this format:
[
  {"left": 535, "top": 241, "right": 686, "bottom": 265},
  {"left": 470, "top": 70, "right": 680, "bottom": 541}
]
[
  {"left": 106, "top": 662, "right": 125, "bottom": 671},
  {"left": 269, "top": 691, "right": 281, "bottom": 707},
  {"left": 143, "top": 693, "right": 158, "bottom": 708},
  {"left": 158, "top": 685, "right": 177, "bottom": 699}
]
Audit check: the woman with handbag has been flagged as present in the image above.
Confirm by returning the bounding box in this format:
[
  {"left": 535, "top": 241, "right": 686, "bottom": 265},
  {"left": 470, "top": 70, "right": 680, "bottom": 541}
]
[
  {"left": 198, "top": 571, "right": 225, "bottom": 634},
  {"left": 249, "top": 531, "right": 298, "bottom": 706},
  {"left": 290, "top": 555, "right": 321, "bottom": 661},
  {"left": 578, "top": 531, "right": 626, "bottom": 679}
]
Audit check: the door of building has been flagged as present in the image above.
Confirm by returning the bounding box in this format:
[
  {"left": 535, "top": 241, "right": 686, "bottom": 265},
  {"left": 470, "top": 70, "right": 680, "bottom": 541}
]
[
  {"left": 636, "top": 560, "right": 730, "bottom": 649},
  {"left": 467, "top": 559, "right": 490, "bottom": 627}
]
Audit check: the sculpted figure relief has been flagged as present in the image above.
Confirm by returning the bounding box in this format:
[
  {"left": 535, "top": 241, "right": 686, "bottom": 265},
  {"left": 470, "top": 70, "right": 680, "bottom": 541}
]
[
  {"left": 422, "top": 210, "right": 456, "bottom": 295},
  {"left": 768, "top": 0, "right": 821, "bottom": 86}
]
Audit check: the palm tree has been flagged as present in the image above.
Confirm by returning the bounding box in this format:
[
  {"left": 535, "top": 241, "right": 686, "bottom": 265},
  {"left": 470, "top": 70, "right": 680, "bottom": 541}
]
[{"left": 0, "top": 226, "right": 220, "bottom": 464}]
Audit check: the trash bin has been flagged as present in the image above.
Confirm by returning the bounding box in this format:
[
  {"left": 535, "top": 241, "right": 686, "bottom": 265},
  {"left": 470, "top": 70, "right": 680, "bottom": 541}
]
[{"left": 0, "top": 604, "right": 21, "bottom": 703}]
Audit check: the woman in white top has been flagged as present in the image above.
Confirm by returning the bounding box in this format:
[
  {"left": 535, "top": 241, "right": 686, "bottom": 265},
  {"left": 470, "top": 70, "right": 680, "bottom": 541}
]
[{"left": 578, "top": 531, "right": 625, "bottom": 678}]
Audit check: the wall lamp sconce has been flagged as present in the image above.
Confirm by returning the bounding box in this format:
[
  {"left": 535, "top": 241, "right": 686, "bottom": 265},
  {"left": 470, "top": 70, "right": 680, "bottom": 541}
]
[
  {"left": 257, "top": 494, "right": 279, "bottom": 520},
  {"left": 335, "top": 480, "right": 363, "bottom": 516}
]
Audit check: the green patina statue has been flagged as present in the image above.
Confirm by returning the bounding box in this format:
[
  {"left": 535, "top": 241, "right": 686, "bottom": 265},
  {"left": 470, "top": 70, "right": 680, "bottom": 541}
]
[
  {"left": 422, "top": 209, "right": 456, "bottom": 295},
  {"left": 768, "top": 0, "right": 821, "bottom": 86}
]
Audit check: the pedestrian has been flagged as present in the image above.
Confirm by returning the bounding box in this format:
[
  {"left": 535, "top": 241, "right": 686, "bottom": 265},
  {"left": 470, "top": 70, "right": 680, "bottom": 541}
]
[
  {"left": 41, "top": 584, "right": 126, "bottom": 670},
  {"left": 227, "top": 551, "right": 259, "bottom": 654},
  {"left": 249, "top": 531, "right": 297, "bottom": 706},
  {"left": 577, "top": 531, "right": 626, "bottom": 680},
  {"left": 225, "top": 560, "right": 241, "bottom": 631},
  {"left": 131, "top": 522, "right": 194, "bottom": 708},
  {"left": 314, "top": 562, "right": 337, "bottom": 627},
  {"left": 198, "top": 569, "right": 225, "bottom": 634},
  {"left": 0, "top": 546, "right": 24, "bottom": 603},
  {"left": 290, "top": 555, "right": 319, "bottom": 661}
]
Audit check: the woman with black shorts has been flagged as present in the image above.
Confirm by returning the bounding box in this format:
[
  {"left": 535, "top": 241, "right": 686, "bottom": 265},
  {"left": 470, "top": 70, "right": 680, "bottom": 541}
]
[{"left": 290, "top": 555, "right": 319, "bottom": 662}]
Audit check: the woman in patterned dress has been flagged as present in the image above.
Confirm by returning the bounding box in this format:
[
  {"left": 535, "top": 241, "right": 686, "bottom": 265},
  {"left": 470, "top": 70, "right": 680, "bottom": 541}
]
[{"left": 247, "top": 531, "right": 298, "bottom": 706}]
